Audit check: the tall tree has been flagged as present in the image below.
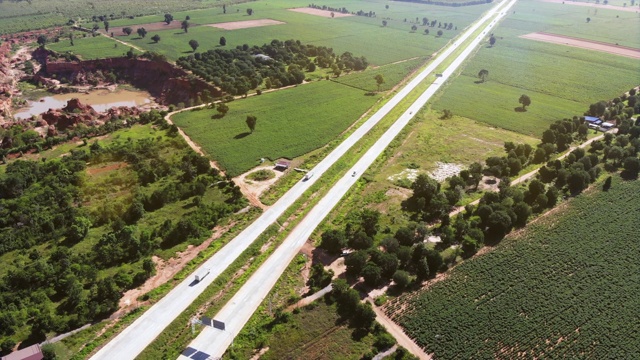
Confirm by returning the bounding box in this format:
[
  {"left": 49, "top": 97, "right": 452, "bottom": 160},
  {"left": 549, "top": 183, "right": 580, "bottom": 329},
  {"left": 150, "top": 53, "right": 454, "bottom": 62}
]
[
  {"left": 136, "top": 27, "right": 147, "bottom": 38},
  {"left": 519, "top": 94, "right": 531, "bottom": 110},
  {"left": 104, "top": 21, "right": 109, "bottom": 32},
  {"left": 123, "top": 27, "right": 132, "bottom": 36},
  {"left": 219, "top": 36, "right": 226, "bottom": 46},
  {"left": 489, "top": 35, "right": 496, "bottom": 46},
  {"left": 247, "top": 8, "right": 254, "bottom": 15},
  {"left": 181, "top": 20, "right": 190, "bottom": 33},
  {"left": 164, "top": 13, "right": 173, "bottom": 24},
  {"left": 374, "top": 74, "right": 385, "bottom": 92},
  {"left": 151, "top": 34, "right": 161, "bottom": 43},
  {"left": 478, "top": 69, "right": 489, "bottom": 82},
  {"left": 382, "top": 20, "right": 387, "bottom": 27},
  {"left": 188, "top": 39, "right": 199, "bottom": 52},
  {"left": 246, "top": 115, "right": 257, "bottom": 133}
]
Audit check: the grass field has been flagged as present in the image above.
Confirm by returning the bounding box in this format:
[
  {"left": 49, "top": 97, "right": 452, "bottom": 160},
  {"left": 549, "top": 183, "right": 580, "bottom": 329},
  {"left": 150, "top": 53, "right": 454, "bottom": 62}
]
[
  {"left": 171, "top": 80, "right": 380, "bottom": 176},
  {"left": 47, "top": 34, "right": 141, "bottom": 60},
  {"left": 432, "top": 0, "right": 640, "bottom": 136},
  {"left": 63, "top": 0, "right": 492, "bottom": 65},
  {"left": 332, "top": 57, "right": 427, "bottom": 92},
  {"left": 384, "top": 175, "right": 640, "bottom": 359}
]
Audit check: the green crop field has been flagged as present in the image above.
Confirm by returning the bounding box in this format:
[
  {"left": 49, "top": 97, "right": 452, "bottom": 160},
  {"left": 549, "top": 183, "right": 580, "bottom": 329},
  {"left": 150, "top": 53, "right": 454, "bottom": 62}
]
[
  {"left": 171, "top": 80, "right": 379, "bottom": 176},
  {"left": 332, "top": 57, "right": 427, "bottom": 92},
  {"left": 59, "top": 0, "right": 492, "bottom": 65},
  {"left": 432, "top": 0, "right": 640, "bottom": 136},
  {"left": 384, "top": 175, "right": 640, "bottom": 359},
  {"left": 47, "top": 34, "right": 141, "bottom": 60}
]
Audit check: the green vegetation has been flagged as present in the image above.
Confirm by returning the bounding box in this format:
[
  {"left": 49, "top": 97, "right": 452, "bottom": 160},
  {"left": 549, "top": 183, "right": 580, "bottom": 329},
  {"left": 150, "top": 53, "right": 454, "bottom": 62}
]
[
  {"left": 172, "top": 80, "right": 379, "bottom": 176},
  {"left": 333, "top": 57, "right": 426, "bottom": 92},
  {"left": 385, "top": 174, "right": 640, "bottom": 358},
  {"left": 432, "top": 0, "right": 640, "bottom": 136},
  {"left": 47, "top": 34, "right": 140, "bottom": 60},
  {"left": 0, "top": 118, "right": 243, "bottom": 351},
  {"left": 247, "top": 169, "right": 276, "bottom": 181}
]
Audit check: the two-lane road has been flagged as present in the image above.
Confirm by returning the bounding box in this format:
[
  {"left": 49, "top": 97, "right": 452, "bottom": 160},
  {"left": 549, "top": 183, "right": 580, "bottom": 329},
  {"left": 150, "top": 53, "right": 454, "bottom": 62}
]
[{"left": 179, "top": 0, "right": 519, "bottom": 358}]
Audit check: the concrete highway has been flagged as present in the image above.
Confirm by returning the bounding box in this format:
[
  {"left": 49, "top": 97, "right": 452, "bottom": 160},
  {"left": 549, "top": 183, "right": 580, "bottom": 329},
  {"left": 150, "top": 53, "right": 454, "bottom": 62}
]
[
  {"left": 179, "top": 0, "right": 519, "bottom": 358},
  {"left": 90, "top": 2, "right": 511, "bottom": 358}
]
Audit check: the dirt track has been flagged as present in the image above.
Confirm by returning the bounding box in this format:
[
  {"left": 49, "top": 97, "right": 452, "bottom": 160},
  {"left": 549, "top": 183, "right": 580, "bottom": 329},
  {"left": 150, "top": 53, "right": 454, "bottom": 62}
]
[{"left": 520, "top": 32, "right": 640, "bottom": 59}]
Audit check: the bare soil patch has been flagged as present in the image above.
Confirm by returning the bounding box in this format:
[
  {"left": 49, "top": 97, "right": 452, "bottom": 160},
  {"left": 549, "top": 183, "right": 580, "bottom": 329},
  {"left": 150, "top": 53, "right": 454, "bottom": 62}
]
[
  {"left": 207, "top": 19, "right": 285, "bottom": 30},
  {"left": 540, "top": 0, "right": 640, "bottom": 12},
  {"left": 106, "top": 21, "right": 192, "bottom": 36},
  {"left": 234, "top": 164, "right": 286, "bottom": 207},
  {"left": 288, "top": 7, "right": 354, "bottom": 18},
  {"left": 520, "top": 32, "right": 640, "bottom": 59},
  {"left": 86, "top": 162, "right": 127, "bottom": 175}
]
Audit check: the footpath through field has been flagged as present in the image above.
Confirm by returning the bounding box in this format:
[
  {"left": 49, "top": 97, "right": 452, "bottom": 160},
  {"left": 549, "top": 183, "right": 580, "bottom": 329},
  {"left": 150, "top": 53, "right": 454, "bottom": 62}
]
[
  {"left": 90, "top": 1, "right": 511, "bottom": 357},
  {"left": 178, "top": 0, "right": 519, "bottom": 358}
]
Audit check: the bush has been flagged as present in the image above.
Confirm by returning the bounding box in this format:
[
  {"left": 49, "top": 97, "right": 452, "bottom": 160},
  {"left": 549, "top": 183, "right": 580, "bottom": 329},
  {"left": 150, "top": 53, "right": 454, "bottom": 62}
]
[
  {"left": 374, "top": 332, "right": 396, "bottom": 351},
  {"left": 246, "top": 169, "right": 275, "bottom": 181}
]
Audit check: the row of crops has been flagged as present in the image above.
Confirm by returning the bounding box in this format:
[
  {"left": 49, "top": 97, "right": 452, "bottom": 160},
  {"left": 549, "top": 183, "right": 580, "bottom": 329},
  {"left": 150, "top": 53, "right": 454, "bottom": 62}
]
[{"left": 383, "top": 175, "right": 640, "bottom": 359}]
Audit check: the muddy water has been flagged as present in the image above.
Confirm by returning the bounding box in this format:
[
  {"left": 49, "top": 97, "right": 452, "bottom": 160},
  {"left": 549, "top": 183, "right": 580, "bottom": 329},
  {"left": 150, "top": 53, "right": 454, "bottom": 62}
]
[{"left": 14, "top": 89, "right": 152, "bottom": 120}]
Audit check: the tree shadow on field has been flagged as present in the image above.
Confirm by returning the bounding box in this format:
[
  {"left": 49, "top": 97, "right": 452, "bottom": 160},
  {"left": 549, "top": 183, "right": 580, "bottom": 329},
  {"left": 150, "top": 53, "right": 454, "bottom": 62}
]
[
  {"left": 234, "top": 132, "right": 251, "bottom": 139},
  {"left": 474, "top": 80, "right": 484, "bottom": 84},
  {"left": 514, "top": 106, "right": 526, "bottom": 112},
  {"left": 174, "top": 32, "right": 185, "bottom": 35},
  {"left": 182, "top": 50, "right": 194, "bottom": 54}
]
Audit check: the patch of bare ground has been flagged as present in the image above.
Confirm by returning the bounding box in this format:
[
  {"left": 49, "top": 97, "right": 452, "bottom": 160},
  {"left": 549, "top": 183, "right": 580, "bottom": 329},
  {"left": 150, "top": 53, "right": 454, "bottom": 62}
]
[
  {"left": 385, "top": 187, "right": 412, "bottom": 199},
  {"left": 113, "top": 223, "right": 235, "bottom": 316},
  {"left": 250, "top": 346, "right": 269, "bottom": 360},
  {"left": 86, "top": 162, "right": 127, "bottom": 175},
  {"left": 540, "top": 0, "right": 640, "bottom": 12},
  {"left": 520, "top": 32, "right": 640, "bottom": 59},
  {"left": 288, "top": 7, "right": 354, "bottom": 18},
  {"left": 207, "top": 19, "right": 285, "bottom": 30},
  {"left": 234, "top": 164, "right": 288, "bottom": 209}
]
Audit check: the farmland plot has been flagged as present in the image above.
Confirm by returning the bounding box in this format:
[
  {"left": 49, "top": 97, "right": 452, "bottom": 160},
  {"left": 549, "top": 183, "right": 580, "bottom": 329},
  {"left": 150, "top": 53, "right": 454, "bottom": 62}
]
[{"left": 384, "top": 175, "right": 640, "bottom": 359}]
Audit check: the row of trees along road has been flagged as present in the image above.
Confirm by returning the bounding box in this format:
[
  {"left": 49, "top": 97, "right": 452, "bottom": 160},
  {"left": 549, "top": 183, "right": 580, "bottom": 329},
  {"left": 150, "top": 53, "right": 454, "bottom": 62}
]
[
  {"left": 318, "top": 87, "right": 640, "bottom": 295},
  {"left": 176, "top": 39, "right": 368, "bottom": 96}
]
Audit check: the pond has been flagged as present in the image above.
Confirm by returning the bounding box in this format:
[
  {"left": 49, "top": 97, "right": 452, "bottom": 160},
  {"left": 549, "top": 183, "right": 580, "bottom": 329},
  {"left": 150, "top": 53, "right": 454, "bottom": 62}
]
[{"left": 14, "top": 89, "right": 153, "bottom": 120}]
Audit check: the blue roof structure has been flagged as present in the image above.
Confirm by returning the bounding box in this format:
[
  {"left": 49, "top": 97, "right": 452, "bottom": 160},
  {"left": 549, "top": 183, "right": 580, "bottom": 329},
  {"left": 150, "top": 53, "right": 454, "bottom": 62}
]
[{"left": 584, "top": 116, "right": 600, "bottom": 123}]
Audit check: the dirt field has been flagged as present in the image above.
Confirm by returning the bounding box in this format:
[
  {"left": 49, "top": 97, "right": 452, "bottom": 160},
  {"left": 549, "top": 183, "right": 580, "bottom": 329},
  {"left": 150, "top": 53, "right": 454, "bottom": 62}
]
[
  {"left": 540, "top": 0, "right": 640, "bottom": 13},
  {"left": 520, "top": 32, "right": 640, "bottom": 59},
  {"left": 207, "top": 19, "right": 285, "bottom": 30},
  {"left": 288, "top": 7, "right": 354, "bottom": 18},
  {"left": 105, "top": 21, "right": 193, "bottom": 36}
]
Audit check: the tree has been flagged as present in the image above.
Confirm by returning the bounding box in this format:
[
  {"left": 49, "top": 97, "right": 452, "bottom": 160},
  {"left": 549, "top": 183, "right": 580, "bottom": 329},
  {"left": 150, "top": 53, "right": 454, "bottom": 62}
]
[
  {"left": 104, "top": 21, "right": 109, "bottom": 32},
  {"left": 345, "top": 250, "right": 368, "bottom": 276},
  {"left": 437, "top": 29, "right": 443, "bottom": 37},
  {"left": 349, "top": 231, "right": 373, "bottom": 250},
  {"left": 331, "top": 12, "right": 335, "bottom": 18},
  {"left": 136, "top": 27, "right": 147, "bottom": 38},
  {"left": 247, "top": 8, "right": 254, "bottom": 15},
  {"left": 246, "top": 115, "right": 257, "bottom": 133},
  {"left": 151, "top": 34, "right": 161, "bottom": 43},
  {"left": 320, "top": 229, "right": 347, "bottom": 254},
  {"left": 519, "top": 94, "right": 531, "bottom": 110},
  {"left": 412, "top": 173, "right": 439, "bottom": 205},
  {"left": 374, "top": 74, "right": 385, "bottom": 92},
  {"left": 411, "top": 25, "right": 418, "bottom": 32},
  {"left": 219, "top": 36, "right": 226, "bottom": 46},
  {"left": 489, "top": 35, "right": 496, "bottom": 46},
  {"left": 623, "top": 156, "right": 640, "bottom": 178},
  {"left": 353, "top": 303, "right": 376, "bottom": 330},
  {"left": 181, "top": 20, "right": 189, "bottom": 33},
  {"left": 37, "top": 34, "right": 47, "bottom": 46},
  {"left": 424, "top": 28, "right": 430, "bottom": 35},
  {"left": 164, "top": 13, "right": 174, "bottom": 24},
  {"left": 382, "top": 20, "right": 387, "bottom": 27},
  {"left": 123, "top": 27, "right": 132, "bottom": 36},
  {"left": 188, "top": 39, "right": 199, "bottom": 52},
  {"left": 216, "top": 102, "right": 229, "bottom": 116},
  {"left": 392, "top": 270, "right": 411, "bottom": 289},
  {"left": 586, "top": 17, "right": 591, "bottom": 23},
  {"left": 361, "top": 263, "right": 382, "bottom": 287},
  {"left": 478, "top": 69, "right": 489, "bottom": 82}
]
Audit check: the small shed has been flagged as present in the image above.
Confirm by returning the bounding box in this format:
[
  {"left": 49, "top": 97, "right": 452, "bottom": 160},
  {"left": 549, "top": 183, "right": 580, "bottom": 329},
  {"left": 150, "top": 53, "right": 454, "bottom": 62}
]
[
  {"left": 274, "top": 160, "right": 290, "bottom": 170},
  {"left": 1, "top": 344, "right": 43, "bottom": 360}
]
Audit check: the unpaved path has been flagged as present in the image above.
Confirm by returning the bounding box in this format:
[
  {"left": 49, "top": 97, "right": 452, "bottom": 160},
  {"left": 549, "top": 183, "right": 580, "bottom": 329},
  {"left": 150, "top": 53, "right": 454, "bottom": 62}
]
[
  {"left": 114, "top": 223, "right": 234, "bottom": 316},
  {"left": 367, "top": 298, "right": 432, "bottom": 360}
]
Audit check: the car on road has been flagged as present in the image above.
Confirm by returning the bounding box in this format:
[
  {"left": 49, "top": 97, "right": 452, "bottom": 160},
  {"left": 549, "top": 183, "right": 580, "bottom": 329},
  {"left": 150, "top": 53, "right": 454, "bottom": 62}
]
[{"left": 303, "top": 171, "right": 314, "bottom": 181}]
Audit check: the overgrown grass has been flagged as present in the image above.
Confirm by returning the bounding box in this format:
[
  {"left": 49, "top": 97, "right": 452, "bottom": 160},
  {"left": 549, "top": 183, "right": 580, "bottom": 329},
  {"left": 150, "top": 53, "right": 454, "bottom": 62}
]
[
  {"left": 332, "top": 57, "right": 427, "bottom": 93},
  {"left": 385, "top": 175, "right": 640, "bottom": 358},
  {"left": 171, "top": 81, "right": 380, "bottom": 176}
]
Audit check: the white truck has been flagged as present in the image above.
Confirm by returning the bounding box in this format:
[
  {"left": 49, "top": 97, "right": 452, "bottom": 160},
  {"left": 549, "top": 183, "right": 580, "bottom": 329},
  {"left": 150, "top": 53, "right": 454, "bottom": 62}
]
[
  {"left": 303, "top": 171, "right": 314, "bottom": 181},
  {"left": 195, "top": 268, "right": 210, "bottom": 282}
]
